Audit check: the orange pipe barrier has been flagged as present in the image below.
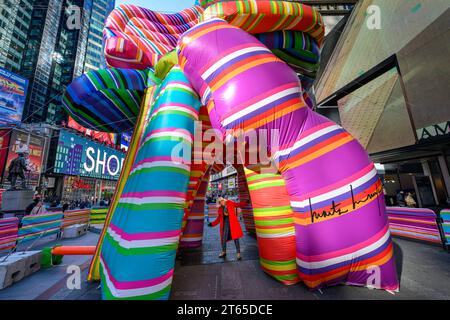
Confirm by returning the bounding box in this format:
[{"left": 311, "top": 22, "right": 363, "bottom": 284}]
[{"left": 51, "top": 246, "right": 96, "bottom": 256}]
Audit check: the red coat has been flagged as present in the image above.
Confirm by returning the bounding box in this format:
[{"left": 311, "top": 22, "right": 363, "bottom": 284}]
[{"left": 211, "top": 200, "right": 246, "bottom": 240}]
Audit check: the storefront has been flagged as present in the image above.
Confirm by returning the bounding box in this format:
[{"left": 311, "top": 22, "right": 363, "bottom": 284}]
[
  {"left": 45, "top": 129, "right": 125, "bottom": 205},
  {"left": 209, "top": 165, "right": 238, "bottom": 198},
  {"left": 314, "top": 2, "right": 450, "bottom": 209},
  {"left": 0, "top": 129, "right": 11, "bottom": 179},
  {"left": 377, "top": 155, "right": 449, "bottom": 208}
]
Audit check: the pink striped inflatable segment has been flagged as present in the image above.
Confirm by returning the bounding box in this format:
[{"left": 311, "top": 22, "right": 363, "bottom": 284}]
[
  {"left": 179, "top": 107, "right": 212, "bottom": 248},
  {"left": 104, "top": 4, "right": 203, "bottom": 69},
  {"left": 178, "top": 18, "right": 399, "bottom": 291},
  {"left": 180, "top": 172, "right": 210, "bottom": 248},
  {"left": 236, "top": 165, "right": 255, "bottom": 233},
  {"left": 387, "top": 207, "right": 442, "bottom": 244}
]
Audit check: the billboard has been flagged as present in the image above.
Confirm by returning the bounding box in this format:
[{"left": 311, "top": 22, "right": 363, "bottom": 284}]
[
  {"left": 120, "top": 131, "right": 132, "bottom": 151},
  {"left": 54, "top": 130, "right": 125, "bottom": 180},
  {"left": 0, "top": 130, "right": 11, "bottom": 176},
  {"left": 0, "top": 67, "right": 29, "bottom": 126},
  {"left": 67, "top": 116, "right": 117, "bottom": 147},
  {"left": 3, "top": 130, "right": 45, "bottom": 187}
]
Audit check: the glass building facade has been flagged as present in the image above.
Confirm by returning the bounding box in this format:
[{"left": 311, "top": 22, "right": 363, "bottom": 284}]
[
  {"left": 0, "top": 0, "right": 33, "bottom": 73},
  {"left": 83, "top": 0, "right": 115, "bottom": 73},
  {"left": 315, "top": 0, "right": 450, "bottom": 207},
  {"left": 21, "top": 0, "right": 64, "bottom": 123},
  {"left": 20, "top": 0, "right": 115, "bottom": 125}
]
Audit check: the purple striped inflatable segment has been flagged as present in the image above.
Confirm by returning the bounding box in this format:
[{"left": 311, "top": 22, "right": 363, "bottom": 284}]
[
  {"left": 104, "top": 4, "right": 203, "bottom": 69},
  {"left": 177, "top": 19, "right": 399, "bottom": 292}
]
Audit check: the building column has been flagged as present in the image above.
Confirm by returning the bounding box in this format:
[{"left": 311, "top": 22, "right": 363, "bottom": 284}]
[
  {"left": 438, "top": 155, "right": 450, "bottom": 199},
  {"left": 421, "top": 160, "right": 439, "bottom": 205}
]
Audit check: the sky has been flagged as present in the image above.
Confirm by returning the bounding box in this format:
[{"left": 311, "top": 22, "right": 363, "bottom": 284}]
[{"left": 114, "top": 0, "right": 196, "bottom": 13}]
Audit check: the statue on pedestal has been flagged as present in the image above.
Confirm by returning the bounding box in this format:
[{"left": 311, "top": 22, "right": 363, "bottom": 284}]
[{"left": 7, "top": 151, "right": 30, "bottom": 190}]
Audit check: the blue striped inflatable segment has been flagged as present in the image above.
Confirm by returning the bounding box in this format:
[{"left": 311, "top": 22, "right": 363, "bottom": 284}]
[{"left": 99, "top": 66, "right": 201, "bottom": 300}]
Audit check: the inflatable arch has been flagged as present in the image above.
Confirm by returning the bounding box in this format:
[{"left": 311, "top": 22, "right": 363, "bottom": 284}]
[{"left": 62, "top": 1, "right": 399, "bottom": 300}]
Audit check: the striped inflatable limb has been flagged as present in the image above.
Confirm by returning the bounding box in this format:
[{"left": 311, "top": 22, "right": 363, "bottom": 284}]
[
  {"left": 63, "top": 68, "right": 156, "bottom": 133},
  {"left": 236, "top": 165, "right": 255, "bottom": 234},
  {"left": 99, "top": 67, "right": 201, "bottom": 300},
  {"left": 180, "top": 170, "right": 211, "bottom": 248},
  {"left": 201, "top": 1, "right": 325, "bottom": 45},
  {"left": 179, "top": 106, "right": 212, "bottom": 247},
  {"left": 254, "top": 31, "right": 319, "bottom": 90},
  {"left": 90, "top": 207, "right": 108, "bottom": 226},
  {"left": 104, "top": 5, "right": 203, "bottom": 69},
  {"left": 200, "top": 1, "right": 322, "bottom": 92},
  {"left": 88, "top": 77, "right": 160, "bottom": 281},
  {"left": 243, "top": 165, "right": 298, "bottom": 285},
  {"left": 177, "top": 19, "right": 399, "bottom": 291},
  {"left": 196, "top": 0, "right": 221, "bottom": 8}
]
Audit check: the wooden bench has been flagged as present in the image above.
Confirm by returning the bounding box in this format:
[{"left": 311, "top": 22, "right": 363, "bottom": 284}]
[
  {"left": 387, "top": 207, "right": 442, "bottom": 245},
  {"left": 0, "top": 217, "right": 19, "bottom": 253},
  {"left": 17, "top": 212, "right": 63, "bottom": 243}
]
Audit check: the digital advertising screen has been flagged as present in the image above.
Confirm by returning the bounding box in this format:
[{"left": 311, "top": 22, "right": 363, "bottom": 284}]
[
  {"left": 120, "top": 131, "right": 132, "bottom": 151},
  {"left": 0, "top": 67, "right": 29, "bottom": 126},
  {"left": 53, "top": 129, "right": 125, "bottom": 180},
  {"left": 67, "top": 116, "right": 117, "bottom": 147},
  {"left": 3, "top": 130, "right": 44, "bottom": 187}
]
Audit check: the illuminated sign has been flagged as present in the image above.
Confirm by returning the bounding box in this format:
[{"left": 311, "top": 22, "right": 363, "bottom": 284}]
[
  {"left": 4, "top": 130, "right": 44, "bottom": 187},
  {"left": 0, "top": 67, "right": 29, "bottom": 126},
  {"left": 54, "top": 130, "right": 125, "bottom": 180},
  {"left": 120, "top": 131, "right": 132, "bottom": 151},
  {"left": 67, "top": 116, "right": 116, "bottom": 147}
]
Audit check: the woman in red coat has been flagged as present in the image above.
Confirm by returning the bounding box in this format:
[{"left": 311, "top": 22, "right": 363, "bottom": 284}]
[{"left": 208, "top": 197, "right": 247, "bottom": 260}]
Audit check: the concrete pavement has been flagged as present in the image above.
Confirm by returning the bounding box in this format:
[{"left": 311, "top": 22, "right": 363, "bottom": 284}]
[
  {"left": 1, "top": 220, "right": 450, "bottom": 300},
  {"left": 0, "top": 231, "right": 100, "bottom": 300},
  {"left": 171, "top": 220, "right": 450, "bottom": 300}
]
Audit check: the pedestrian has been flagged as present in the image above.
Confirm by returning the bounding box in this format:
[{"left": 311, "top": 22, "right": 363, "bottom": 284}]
[
  {"left": 208, "top": 196, "right": 248, "bottom": 260},
  {"left": 30, "top": 199, "right": 46, "bottom": 215},
  {"left": 405, "top": 192, "right": 417, "bottom": 208},
  {"left": 396, "top": 190, "right": 406, "bottom": 207},
  {"left": 25, "top": 197, "right": 40, "bottom": 216}
]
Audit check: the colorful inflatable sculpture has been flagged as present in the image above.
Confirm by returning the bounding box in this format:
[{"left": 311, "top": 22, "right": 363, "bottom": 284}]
[{"left": 62, "top": 1, "right": 399, "bottom": 300}]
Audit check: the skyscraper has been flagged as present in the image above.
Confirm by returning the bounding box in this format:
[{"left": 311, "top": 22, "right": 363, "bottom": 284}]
[
  {"left": 83, "top": 0, "right": 115, "bottom": 73},
  {"left": 21, "top": 0, "right": 64, "bottom": 123},
  {"left": 20, "top": 0, "right": 115, "bottom": 125},
  {"left": 0, "top": 0, "right": 33, "bottom": 74}
]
